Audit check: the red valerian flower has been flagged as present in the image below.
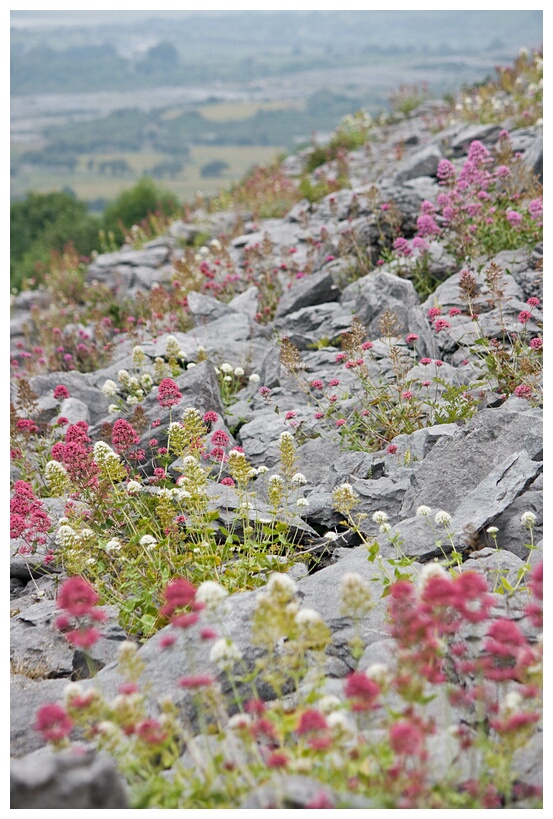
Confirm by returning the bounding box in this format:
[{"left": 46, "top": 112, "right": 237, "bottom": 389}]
[
  {"left": 57, "top": 577, "right": 99, "bottom": 617},
  {"left": 35, "top": 704, "right": 73, "bottom": 742}
]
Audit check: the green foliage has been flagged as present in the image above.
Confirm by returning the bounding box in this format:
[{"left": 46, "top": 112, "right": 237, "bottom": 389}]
[
  {"left": 102, "top": 177, "right": 180, "bottom": 244},
  {"left": 10, "top": 191, "right": 101, "bottom": 291}
]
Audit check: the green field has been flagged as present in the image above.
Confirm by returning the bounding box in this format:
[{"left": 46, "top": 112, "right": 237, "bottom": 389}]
[{"left": 11, "top": 145, "right": 286, "bottom": 207}]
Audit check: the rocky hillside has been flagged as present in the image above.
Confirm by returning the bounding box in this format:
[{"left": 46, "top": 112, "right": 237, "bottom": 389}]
[{"left": 10, "top": 55, "right": 543, "bottom": 809}]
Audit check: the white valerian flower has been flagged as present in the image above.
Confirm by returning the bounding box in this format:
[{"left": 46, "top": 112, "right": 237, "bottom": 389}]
[
  {"left": 296, "top": 498, "right": 309, "bottom": 509},
  {"left": 45, "top": 460, "right": 69, "bottom": 495},
  {"left": 291, "top": 472, "right": 307, "bottom": 486},
  {"left": 326, "top": 711, "right": 356, "bottom": 736},
  {"left": 269, "top": 474, "right": 284, "bottom": 487},
  {"left": 256, "top": 465, "right": 268, "bottom": 474},
  {"left": 106, "top": 538, "right": 123, "bottom": 552},
  {"left": 126, "top": 395, "right": 139, "bottom": 406},
  {"left": 502, "top": 691, "right": 523, "bottom": 713},
  {"left": 340, "top": 572, "right": 372, "bottom": 613},
  {"left": 486, "top": 526, "right": 499, "bottom": 535},
  {"left": 416, "top": 505, "right": 432, "bottom": 518},
  {"left": 434, "top": 510, "right": 452, "bottom": 527},
  {"left": 117, "top": 369, "right": 131, "bottom": 385},
  {"left": 372, "top": 510, "right": 389, "bottom": 525},
  {"left": 317, "top": 695, "right": 341, "bottom": 714},
  {"left": 210, "top": 638, "right": 242, "bottom": 670},
  {"left": 126, "top": 481, "right": 141, "bottom": 494},
  {"left": 249, "top": 373, "right": 260, "bottom": 384},
  {"left": 379, "top": 523, "right": 392, "bottom": 534},
  {"left": 102, "top": 379, "right": 118, "bottom": 398},
  {"left": 266, "top": 572, "right": 297, "bottom": 603},
  {"left": 234, "top": 367, "right": 245, "bottom": 377},
  {"left": 220, "top": 362, "right": 233, "bottom": 374},
  {"left": 55, "top": 524, "right": 78, "bottom": 548},
  {"left": 140, "top": 534, "right": 157, "bottom": 548},
  {"left": 165, "top": 335, "right": 181, "bottom": 358},
  {"left": 295, "top": 608, "right": 323, "bottom": 627},
  {"left": 520, "top": 511, "right": 536, "bottom": 528},
  {"left": 140, "top": 372, "right": 153, "bottom": 389},
  {"left": 223, "top": 375, "right": 232, "bottom": 383},
  {"left": 132, "top": 346, "right": 145, "bottom": 367},
  {"left": 196, "top": 581, "right": 228, "bottom": 610},
  {"left": 323, "top": 531, "right": 339, "bottom": 541},
  {"left": 366, "top": 663, "right": 393, "bottom": 685}
]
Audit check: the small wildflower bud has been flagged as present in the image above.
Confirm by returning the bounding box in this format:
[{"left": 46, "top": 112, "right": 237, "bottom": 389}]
[
  {"left": 372, "top": 510, "right": 389, "bottom": 525},
  {"left": 209, "top": 638, "right": 242, "bottom": 671},
  {"left": 434, "top": 510, "right": 452, "bottom": 527},
  {"left": 195, "top": 581, "right": 228, "bottom": 610},
  {"left": 521, "top": 511, "right": 536, "bottom": 528}
]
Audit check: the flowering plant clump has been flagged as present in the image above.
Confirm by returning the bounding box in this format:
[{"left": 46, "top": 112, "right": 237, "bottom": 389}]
[{"left": 33, "top": 561, "right": 542, "bottom": 808}]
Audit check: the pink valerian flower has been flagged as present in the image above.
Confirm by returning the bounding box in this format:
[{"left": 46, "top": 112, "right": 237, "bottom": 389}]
[
  {"left": 211, "top": 429, "right": 230, "bottom": 447},
  {"left": 111, "top": 418, "right": 140, "bottom": 455},
  {"left": 267, "top": 751, "right": 289, "bottom": 768},
  {"left": 314, "top": 412, "right": 324, "bottom": 419},
  {"left": 427, "top": 306, "right": 441, "bottom": 319},
  {"left": 297, "top": 710, "right": 328, "bottom": 735},
  {"left": 15, "top": 419, "right": 39, "bottom": 434},
  {"left": 209, "top": 447, "right": 227, "bottom": 462},
  {"left": 258, "top": 386, "right": 271, "bottom": 398},
  {"left": 53, "top": 385, "right": 70, "bottom": 400},
  {"left": 412, "top": 236, "right": 428, "bottom": 251},
  {"left": 514, "top": 384, "right": 533, "bottom": 399},
  {"left": 35, "top": 704, "right": 73, "bottom": 743},
  {"left": 416, "top": 214, "right": 441, "bottom": 237},
  {"left": 389, "top": 721, "right": 425, "bottom": 757},
  {"left": 449, "top": 307, "right": 462, "bottom": 317},
  {"left": 405, "top": 333, "right": 419, "bottom": 344},
  {"left": 335, "top": 353, "right": 346, "bottom": 363},
  {"left": 386, "top": 444, "right": 398, "bottom": 454},
  {"left": 506, "top": 210, "right": 523, "bottom": 226},
  {"left": 526, "top": 297, "right": 540, "bottom": 307},
  {"left": 10, "top": 481, "right": 52, "bottom": 546},
  {"left": 136, "top": 719, "right": 168, "bottom": 745},
  {"left": 437, "top": 159, "right": 456, "bottom": 182},
  {"left": 179, "top": 675, "right": 215, "bottom": 688},
  {"left": 518, "top": 310, "right": 532, "bottom": 324},
  {"left": 361, "top": 341, "right": 373, "bottom": 351},
  {"left": 157, "top": 378, "right": 182, "bottom": 408},
  {"left": 401, "top": 391, "right": 414, "bottom": 400},
  {"left": 200, "top": 627, "right": 218, "bottom": 640},
  {"left": 433, "top": 318, "right": 451, "bottom": 332},
  {"left": 203, "top": 410, "right": 218, "bottom": 423},
  {"left": 527, "top": 199, "right": 543, "bottom": 219},
  {"left": 310, "top": 379, "right": 324, "bottom": 390},
  {"left": 220, "top": 477, "right": 235, "bottom": 487},
  {"left": 285, "top": 411, "right": 297, "bottom": 420},
  {"left": 393, "top": 237, "right": 412, "bottom": 257},
  {"left": 335, "top": 419, "right": 346, "bottom": 427},
  {"left": 419, "top": 357, "right": 432, "bottom": 366},
  {"left": 160, "top": 578, "right": 196, "bottom": 618},
  {"left": 344, "top": 673, "right": 380, "bottom": 711},
  {"left": 55, "top": 577, "right": 105, "bottom": 648}
]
